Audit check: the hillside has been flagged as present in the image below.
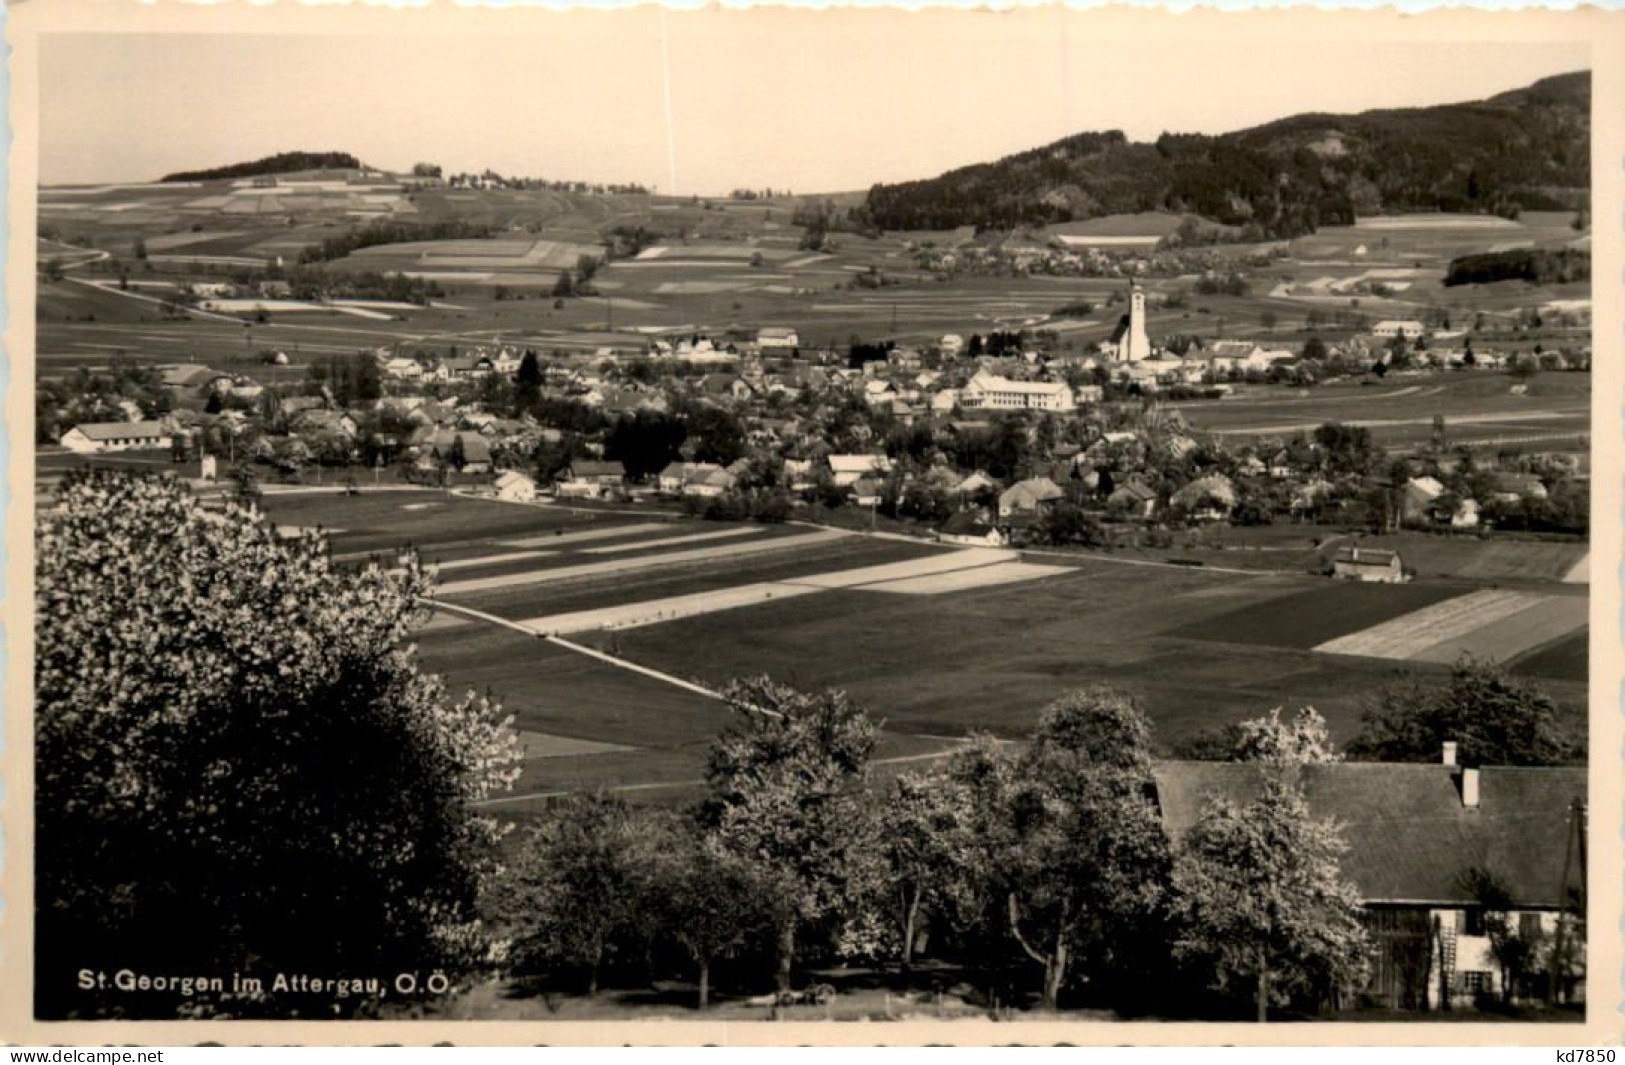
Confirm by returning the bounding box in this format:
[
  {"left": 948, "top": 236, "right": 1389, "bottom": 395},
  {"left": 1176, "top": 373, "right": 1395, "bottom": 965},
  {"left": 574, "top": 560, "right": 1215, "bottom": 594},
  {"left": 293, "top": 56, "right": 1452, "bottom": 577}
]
[
  {"left": 160, "top": 151, "right": 366, "bottom": 183},
  {"left": 863, "top": 72, "right": 1589, "bottom": 238}
]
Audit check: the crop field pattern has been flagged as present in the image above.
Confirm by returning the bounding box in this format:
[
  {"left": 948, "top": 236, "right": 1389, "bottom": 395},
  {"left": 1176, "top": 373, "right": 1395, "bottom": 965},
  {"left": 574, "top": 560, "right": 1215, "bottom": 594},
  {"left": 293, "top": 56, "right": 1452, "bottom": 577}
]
[{"left": 251, "top": 490, "right": 1591, "bottom": 802}]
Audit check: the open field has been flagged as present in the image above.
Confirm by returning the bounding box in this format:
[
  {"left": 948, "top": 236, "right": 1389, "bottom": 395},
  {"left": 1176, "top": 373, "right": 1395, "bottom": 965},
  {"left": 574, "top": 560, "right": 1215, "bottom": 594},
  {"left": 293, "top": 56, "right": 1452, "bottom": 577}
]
[
  {"left": 1171, "top": 581, "right": 1467, "bottom": 650},
  {"left": 1172, "top": 373, "right": 1591, "bottom": 451},
  {"left": 241, "top": 490, "right": 1595, "bottom": 802},
  {"left": 1346, "top": 534, "right": 1588, "bottom": 583},
  {"left": 1512, "top": 628, "right": 1588, "bottom": 684}
]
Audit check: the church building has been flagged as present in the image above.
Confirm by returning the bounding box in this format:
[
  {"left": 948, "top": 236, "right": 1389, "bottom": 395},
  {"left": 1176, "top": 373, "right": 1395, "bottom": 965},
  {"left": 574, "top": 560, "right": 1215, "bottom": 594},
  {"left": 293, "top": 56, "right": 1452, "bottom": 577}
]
[{"left": 1111, "top": 284, "right": 1153, "bottom": 363}]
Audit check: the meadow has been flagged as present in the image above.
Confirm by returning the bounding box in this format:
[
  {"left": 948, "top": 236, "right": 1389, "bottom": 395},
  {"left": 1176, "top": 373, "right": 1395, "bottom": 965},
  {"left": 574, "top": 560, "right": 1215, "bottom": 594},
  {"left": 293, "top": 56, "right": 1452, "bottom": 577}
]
[{"left": 249, "top": 489, "right": 1584, "bottom": 807}]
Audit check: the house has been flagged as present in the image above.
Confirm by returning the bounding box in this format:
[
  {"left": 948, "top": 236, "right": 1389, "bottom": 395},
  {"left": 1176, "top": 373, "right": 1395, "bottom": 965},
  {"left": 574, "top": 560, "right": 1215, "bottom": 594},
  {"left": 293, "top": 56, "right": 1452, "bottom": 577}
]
[
  {"left": 684, "top": 465, "right": 738, "bottom": 499},
  {"left": 862, "top": 379, "right": 898, "bottom": 408},
  {"left": 289, "top": 410, "right": 359, "bottom": 439},
  {"left": 493, "top": 470, "right": 537, "bottom": 503},
  {"left": 384, "top": 357, "right": 424, "bottom": 380},
  {"left": 848, "top": 476, "right": 885, "bottom": 507},
  {"left": 451, "top": 432, "right": 492, "bottom": 474},
  {"left": 1373, "top": 320, "right": 1428, "bottom": 340},
  {"left": 60, "top": 420, "right": 173, "bottom": 454},
  {"left": 998, "top": 477, "right": 1064, "bottom": 519},
  {"left": 1152, "top": 759, "right": 1587, "bottom": 1011},
  {"left": 827, "top": 454, "right": 893, "bottom": 488},
  {"left": 1401, "top": 476, "right": 1445, "bottom": 522},
  {"left": 1107, "top": 480, "right": 1158, "bottom": 519},
  {"left": 1449, "top": 498, "right": 1482, "bottom": 529},
  {"left": 1488, "top": 472, "right": 1549, "bottom": 503},
  {"left": 1170, "top": 474, "right": 1237, "bottom": 521},
  {"left": 1332, "top": 545, "right": 1408, "bottom": 584},
  {"left": 158, "top": 363, "right": 225, "bottom": 392},
  {"left": 937, "top": 510, "right": 1009, "bottom": 547},
  {"left": 557, "top": 459, "right": 627, "bottom": 500},
  {"left": 960, "top": 369, "right": 1076, "bottom": 413},
  {"left": 757, "top": 327, "right": 799, "bottom": 352}
]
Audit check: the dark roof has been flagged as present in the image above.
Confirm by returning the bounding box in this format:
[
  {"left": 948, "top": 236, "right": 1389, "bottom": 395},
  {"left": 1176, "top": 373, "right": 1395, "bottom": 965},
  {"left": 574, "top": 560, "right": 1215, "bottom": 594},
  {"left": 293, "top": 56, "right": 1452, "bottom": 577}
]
[
  {"left": 1153, "top": 762, "right": 1585, "bottom": 908},
  {"left": 455, "top": 432, "right": 492, "bottom": 463},
  {"left": 571, "top": 459, "right": 626, "bottom": 479},
  {"left": 1334, "top": 547, "right": 1400, "bottom": 567},
  {"left": 940, "top": 510, "right": 996, "bottom": 537}
]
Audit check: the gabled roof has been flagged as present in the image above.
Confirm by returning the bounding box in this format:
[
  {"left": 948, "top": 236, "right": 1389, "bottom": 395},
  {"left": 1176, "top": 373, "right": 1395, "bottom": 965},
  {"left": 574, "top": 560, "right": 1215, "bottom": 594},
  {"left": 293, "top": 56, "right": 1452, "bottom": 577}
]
[
  {"left": 1152, "top": 762, "right": 1585, "bottom": 908},
  {"left": 828, "top": 454, "right": 892, "bottom": 475},
  {"left": 1000, "top": 477, "right": 1064, "bottom": 508},
  {"left": 67, "top": 420, "right": 169, "bottom": 441},
  {"left": 1334, "top": 546, "right": 1400, "bottom": 567},
  {"left": 939, "top": 510, "right": 997, "bottom": 537}
]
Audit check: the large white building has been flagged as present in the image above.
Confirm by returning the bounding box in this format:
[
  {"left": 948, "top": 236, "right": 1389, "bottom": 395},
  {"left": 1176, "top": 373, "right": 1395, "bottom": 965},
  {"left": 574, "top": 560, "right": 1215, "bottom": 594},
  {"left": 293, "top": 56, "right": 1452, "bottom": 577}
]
[
  {"left": 960, "top": 369, "right": 1076, "bottom": 412},
  {"left": 60, "top": 421, "right": 173, "bottom": 454}
]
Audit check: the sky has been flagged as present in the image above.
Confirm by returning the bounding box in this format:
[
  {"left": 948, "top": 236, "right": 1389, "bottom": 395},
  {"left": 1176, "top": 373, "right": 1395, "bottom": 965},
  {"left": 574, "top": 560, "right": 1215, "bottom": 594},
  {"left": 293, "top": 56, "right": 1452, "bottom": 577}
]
[{"left": 39, "top": 23, "right": 1588, "bottom": 195}]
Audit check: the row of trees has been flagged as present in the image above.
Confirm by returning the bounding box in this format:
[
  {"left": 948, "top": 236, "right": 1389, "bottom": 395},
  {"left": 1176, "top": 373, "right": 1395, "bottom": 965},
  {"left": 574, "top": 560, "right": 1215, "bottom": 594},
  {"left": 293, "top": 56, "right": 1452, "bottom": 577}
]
[{"left": 498, "top": 682, "right": 1369, "bottom": 1018}]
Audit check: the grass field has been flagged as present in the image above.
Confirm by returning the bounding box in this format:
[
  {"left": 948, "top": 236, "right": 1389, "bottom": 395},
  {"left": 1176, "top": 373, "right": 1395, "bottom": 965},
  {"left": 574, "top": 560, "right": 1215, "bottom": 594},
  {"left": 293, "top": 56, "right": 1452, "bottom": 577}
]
[
  {"left": 1171, "top": 373, "right": 1591, "bottom": 452},
  {"left": 1171, "top": 581, "right": 1467, "bottom": 650},
  {"left": 1349, "top": 534, "right": 1588, "bottom": 583},
  {"left": 245, "top": 490, "right": 1596, "bottom": 803}
]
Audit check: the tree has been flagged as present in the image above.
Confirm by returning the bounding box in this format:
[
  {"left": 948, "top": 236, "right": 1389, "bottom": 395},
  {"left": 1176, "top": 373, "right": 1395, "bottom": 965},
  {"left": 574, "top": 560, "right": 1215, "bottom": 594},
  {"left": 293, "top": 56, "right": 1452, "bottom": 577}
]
[
  {"left": 1348, "top": 657, "right": 1573, "bottom": 766},
  {"left": 133, "top": 237, "right": 148, "bottom": 260},
  {"left": 1232, "top": 707, "right": 1339, "bottom": 765},
  {"left": 987, "top": 687, "right": 1173, "bottom": 1011},
  {"left": 605, "top": 410, "right": 687, "bottom": 481},
  {"left": 552, "top": 271, "right": 576, "bottom": 298},
  {"left": 1039, "top": 502, "right": 1103, "bottom": 547},
  {"left": 878, "top": 770, "right": 976, "bottom": 971},
  {"left": 700, "top": 676, "right": 879, "bottom": 991},
  {"left": 1172, "top": 777, "right": 1370, "bottom": 1021},
  {"left": 504, "top": 793, "right": 664, "bottom": 997},
  {"left": 660, "top": 835, "right": 765, "bottom": 1008},
  {"left": 35, "top": 472, "right": 522, "bottom": 1018},
  {"left": 1458, "top": 867, "right": 1541, "bottom": 1007},
  {"left": 1301, "top": 336, "right": 1328, "bottom": 362},
  {"left": 515, "top": 351, "right": 543, "bottom": 415}
]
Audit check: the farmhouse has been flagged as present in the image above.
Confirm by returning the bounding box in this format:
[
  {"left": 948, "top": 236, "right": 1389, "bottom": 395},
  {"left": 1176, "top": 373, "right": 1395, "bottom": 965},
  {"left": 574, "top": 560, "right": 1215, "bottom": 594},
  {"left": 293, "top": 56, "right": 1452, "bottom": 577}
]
[
  {"left": 493, "top": 470, "right": 537, "bottom": 503},
  {"left": 557, "top": 459, "right": 627, "bottom": 500},
  {"left": 1170, "top": 474, "right": 1237, "bottom": 521},
  {"left": 60, "top": 421, "right": 174, "bottom": 454},
  {"left": 1108, "top": 480, "right": 1158, "bottom": 519},
  {"left": 1401, "top": 477, "right": 1446, "bottom": 522},
  {"left": 998, "top": 477, "right": 1064, "bottom": 519},
  {"left": 960, "top": 370, "right": 1076, "bottom": 413},
  {"left": 757, "top": 327, "right": 799, "bottom": 352},
  {"left": 937, "top": 509, "right": 1009, "bottom": 547},
  {"left": 1152, "top": 759, "right": 1586, "bottom": 1011},
  {"left": 1332, "top": 546, "right": 1408, "bottom": 584}
]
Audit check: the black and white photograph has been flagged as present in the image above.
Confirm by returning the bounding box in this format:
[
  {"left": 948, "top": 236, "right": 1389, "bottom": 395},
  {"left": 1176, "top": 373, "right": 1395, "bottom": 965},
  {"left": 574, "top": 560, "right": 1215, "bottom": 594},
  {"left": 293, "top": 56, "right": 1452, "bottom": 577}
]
[{"left": 7, "top": 1, "right": 1620, "bottom": 1043}]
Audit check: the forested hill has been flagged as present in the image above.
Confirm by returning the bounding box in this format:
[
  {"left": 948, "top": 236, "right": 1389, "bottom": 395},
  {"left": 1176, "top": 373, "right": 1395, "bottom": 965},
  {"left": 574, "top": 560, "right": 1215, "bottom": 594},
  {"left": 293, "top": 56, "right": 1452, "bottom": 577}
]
[
  {"left": 862, "top": 72, "right": 1589, "bottom": 238},
  {"left": 160, "top": 151, "right": 366, "bottom": 183}
]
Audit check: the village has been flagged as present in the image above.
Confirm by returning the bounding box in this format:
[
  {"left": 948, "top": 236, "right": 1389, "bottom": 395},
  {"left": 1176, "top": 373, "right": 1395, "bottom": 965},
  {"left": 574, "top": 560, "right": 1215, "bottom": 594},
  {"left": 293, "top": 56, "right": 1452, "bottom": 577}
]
[
  {"left": 24, "top": 23, "right": 1604, "bottom": 1030},
  {"left": 42, "top": 278, "right": 1590, "bottom": 563}
]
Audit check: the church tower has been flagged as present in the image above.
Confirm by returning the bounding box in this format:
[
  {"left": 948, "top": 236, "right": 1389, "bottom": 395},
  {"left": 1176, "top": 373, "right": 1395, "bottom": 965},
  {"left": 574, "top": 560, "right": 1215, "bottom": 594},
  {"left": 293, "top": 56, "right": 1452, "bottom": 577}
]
[{"left": 1115, "top": 284, "right": 1151, "bottom": 363}]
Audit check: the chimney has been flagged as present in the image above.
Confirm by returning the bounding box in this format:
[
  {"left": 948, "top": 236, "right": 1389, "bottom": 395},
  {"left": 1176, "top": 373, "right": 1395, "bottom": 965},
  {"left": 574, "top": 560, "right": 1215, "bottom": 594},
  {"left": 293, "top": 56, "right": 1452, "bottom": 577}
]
[
  {"left": 1442, "top": 741, "right": 1458, "bottom": 767},
  {"left": 1461, "top": 767, "right": 1480, "bottom": 810}
]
